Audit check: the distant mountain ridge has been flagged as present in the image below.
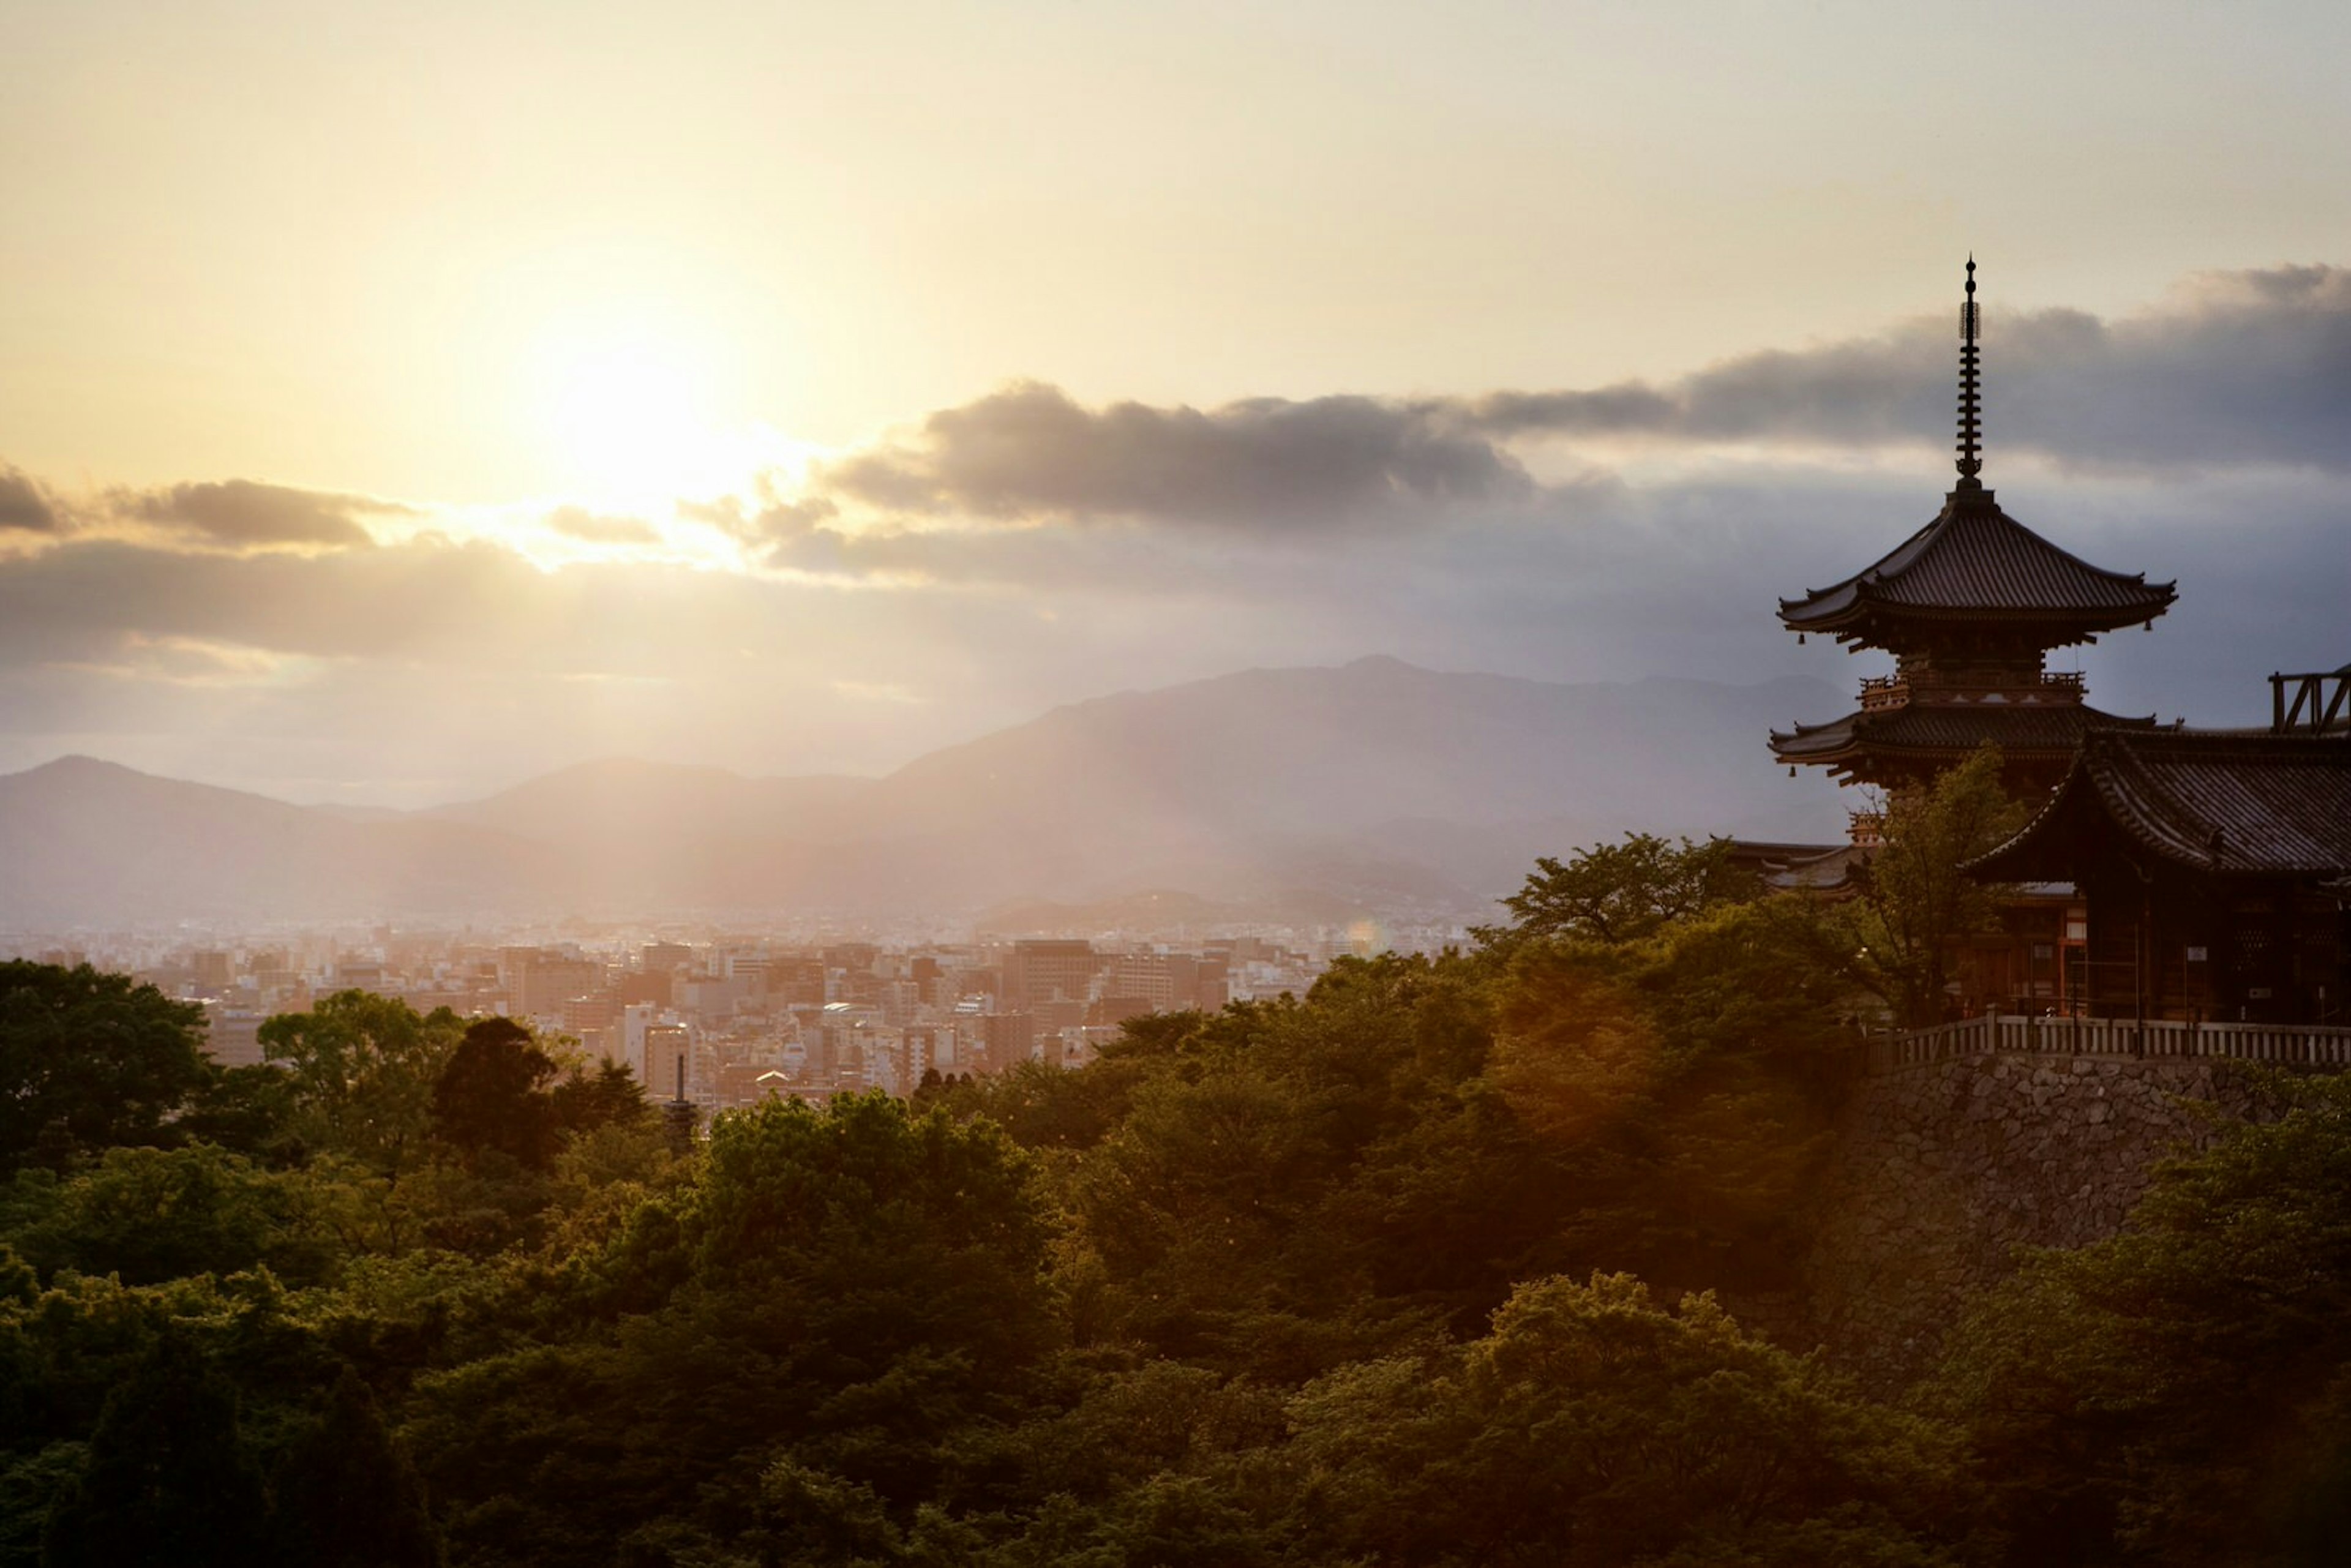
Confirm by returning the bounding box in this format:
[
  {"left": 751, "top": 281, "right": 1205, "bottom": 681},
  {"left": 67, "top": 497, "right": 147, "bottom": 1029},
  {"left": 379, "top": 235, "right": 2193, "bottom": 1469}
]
[{"left": 0, "top": 658, "right": 1846, "bottom": 927}]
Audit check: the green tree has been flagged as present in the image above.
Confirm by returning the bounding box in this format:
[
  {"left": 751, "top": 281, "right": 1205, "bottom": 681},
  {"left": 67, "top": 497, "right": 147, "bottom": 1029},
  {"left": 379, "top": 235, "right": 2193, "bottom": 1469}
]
[
  {"left": 269, "top": 1366, "right": 445, "bottom": 1567},
  {"left": 431, "top": 1018, "right": 561, "bottom": 1172},
  {"left": 0, "top": 1444, "right": 84, "bottom": 1568},
  {"left": 1847, "top": 745, "right": 2030, "bottom": 1026},
  {"left": 39, "top": 1332, "right": 268, "bottom": 1568},
  {"left": 548, "top": 1059, "right": 654, "bottom": 1140},
  {"left": 1933, "top": 1071, "right": 2351, "bottom": 1566},
  {"left": 174, "top": 1063, "right": 304, "bottom": 1165},
  {"left": 1487, "top": 901, "right": 1849, "bottom": 1291},
  {"left": 0, "top": 964, "right": 211, "bottom": 1172},
  {"left": 1058, "top": 957, "right": 1573, "bottom": 1378},
  {"left": 261, "top": 992, "right": 462, "bottom": 1183},
  {"left": 1, "top": 1143, "right": 337, "bottom": 1287},
  {"left": 1480, "top": 833, "right": 1759, "bottom": 950},
  {"left": 408, "top": 1092, "right": 1057, "bottom": 1567},
  {"left": 1286, "top": 1272, "right": 1970, "bottom": 1567}
]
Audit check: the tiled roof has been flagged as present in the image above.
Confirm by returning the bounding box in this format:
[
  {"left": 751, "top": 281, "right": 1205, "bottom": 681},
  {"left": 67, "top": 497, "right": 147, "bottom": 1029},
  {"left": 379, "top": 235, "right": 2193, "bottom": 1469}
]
[
  {"left": 1727, "top": 839, "right": 1874, "bottom": 893},
  {"left": 1769, "top": 703, "right": 2156, "bottom": 763},
  {"left": 1780, "top": 482, "right": 2176, "bottom": 639},
  {"left": 1973, "top": 730, "right": 2351, "bottom": 879}
]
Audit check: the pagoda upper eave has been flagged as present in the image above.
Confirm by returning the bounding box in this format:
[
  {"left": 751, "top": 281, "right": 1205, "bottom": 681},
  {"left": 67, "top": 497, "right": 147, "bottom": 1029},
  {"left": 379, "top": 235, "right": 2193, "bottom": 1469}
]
[{"left": 1777, "top": 484, "right": 2177, "bottom": 646}]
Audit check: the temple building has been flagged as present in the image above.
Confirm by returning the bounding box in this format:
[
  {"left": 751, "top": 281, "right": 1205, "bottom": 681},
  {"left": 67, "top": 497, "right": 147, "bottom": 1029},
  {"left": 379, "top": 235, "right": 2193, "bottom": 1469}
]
[
  {"left": 1759, "top": 264, "right": 2349, "bottom": 1025},
  {"left": 1771, "top": 261, "right": 2177, "bottom": 817},
  {"left": 1968, "top": 683, "right": 2351, "bottom": 1026}
]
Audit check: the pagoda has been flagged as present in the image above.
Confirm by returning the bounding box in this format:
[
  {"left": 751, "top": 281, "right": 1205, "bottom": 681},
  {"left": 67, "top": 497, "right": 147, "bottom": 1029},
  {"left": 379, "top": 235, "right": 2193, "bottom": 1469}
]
[{"left": 1771, "top": 262, "right": 2177, "bottom": 806}]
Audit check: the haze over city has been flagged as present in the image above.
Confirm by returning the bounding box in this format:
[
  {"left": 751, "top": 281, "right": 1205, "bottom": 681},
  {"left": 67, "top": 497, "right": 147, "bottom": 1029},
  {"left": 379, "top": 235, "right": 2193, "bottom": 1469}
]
[{"left": 2, "top": 1, "right": 2345, "bottom": 821}]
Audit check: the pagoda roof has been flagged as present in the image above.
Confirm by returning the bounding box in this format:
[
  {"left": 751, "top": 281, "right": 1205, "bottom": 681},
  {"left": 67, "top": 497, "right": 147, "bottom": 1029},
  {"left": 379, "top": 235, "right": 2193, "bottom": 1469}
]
[
  {"left": 1770, "top": 701, "right": 2159, "bottom": 770},
  {"left": 1727, "top": 839, "right": 1873, "bottom": 893},
  {"left": 1970, "top": 728, "right": 2351, "bottom": 882},
  {"left": 1779, "top": 481, "right": 2177, "bottom": 645}
]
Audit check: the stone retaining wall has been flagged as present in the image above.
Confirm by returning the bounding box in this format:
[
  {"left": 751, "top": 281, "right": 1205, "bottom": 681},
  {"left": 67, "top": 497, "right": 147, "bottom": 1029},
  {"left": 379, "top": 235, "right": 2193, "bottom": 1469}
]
[{"left": 1795, "top": 1052, "right": 2276, "bottom": 1390}]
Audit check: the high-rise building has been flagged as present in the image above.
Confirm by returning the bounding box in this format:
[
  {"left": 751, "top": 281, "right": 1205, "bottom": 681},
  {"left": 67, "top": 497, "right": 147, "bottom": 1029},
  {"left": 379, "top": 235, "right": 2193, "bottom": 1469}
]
[
  {"left": 1103, "top": 952, "right": 1229, "bottom": 1013},
  {"left": 974, "top": 1011, "right": 1037, "bottom": 1072},
  {"left": 1000, "top": 940, "right": 1101, "bottom": 1013},
  {"left": 644, "top": 1022, "right": 694, "bottom": 1101},
  {"left": 200, "top": 1003, "right": 266, "bottom": 1068}
]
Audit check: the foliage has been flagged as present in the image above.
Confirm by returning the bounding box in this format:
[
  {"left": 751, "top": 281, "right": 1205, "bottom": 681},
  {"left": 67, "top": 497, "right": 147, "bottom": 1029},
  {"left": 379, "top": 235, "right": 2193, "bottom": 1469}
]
[
  {"left": 0, "top": 962, "right": 212, "bottom": 1172},
  {"left": 269, "top": 1365, "right": 446, "bottom": 1567},
  {"left": 432, "top": 1018, "right": 564, "bottom": 1173},
  {"left": 9, "top": 884, "right": 2344, "bottom": 1568},
  {"left": 1845, "top": 745, "right": 2031, "bottom": 1026},
  {"left": 261, "top": 991, "right": 465, "bottom": 1185},
  {"left": 0, "top": 1143, "right": 339, "bottom": 1287},
  {"left": 1487, "top": 900, "right": 1850, "bottom": 1289},
  {"left": 549, "top": 1059, "right": 656, "bottom": 1141},
  {"left": 1480, "top": 833, "right": 1761, "bottom": 949},
  {"left": 407, "top": 1092, "right": 1057, "bottom": 1567},
  {"left": 174, "top": 1062, "right": 306, "bottom": 1164},
  {"left": 1283, "top": 1272, "right": 1971, "bottom": 1566},
  {"left": 1055, "top": 956, "right": 1575, "bottom": 1379},
  {"left": 38, "top": 1331, "right": 269, "bottom": 1568},
  {"left": 1931, "top": 1071, "right": 2351, "bottom": 1566}
]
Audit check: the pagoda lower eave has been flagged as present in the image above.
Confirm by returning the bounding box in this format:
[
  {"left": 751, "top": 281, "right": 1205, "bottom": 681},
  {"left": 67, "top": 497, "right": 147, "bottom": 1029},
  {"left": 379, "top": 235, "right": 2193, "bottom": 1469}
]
[{"left": 1770, "top": 703, "right": 2161, "bottom": 786}]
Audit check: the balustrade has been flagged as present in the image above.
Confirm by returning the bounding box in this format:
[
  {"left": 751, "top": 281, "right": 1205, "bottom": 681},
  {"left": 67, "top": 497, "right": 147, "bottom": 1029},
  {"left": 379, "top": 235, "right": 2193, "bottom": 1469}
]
[
  {"left": 1861, "top": 1014, "right": 2351, "bottom": 1075},
  {"left": 1852, "top": 670, "right": 2087, "bottom": 713}
]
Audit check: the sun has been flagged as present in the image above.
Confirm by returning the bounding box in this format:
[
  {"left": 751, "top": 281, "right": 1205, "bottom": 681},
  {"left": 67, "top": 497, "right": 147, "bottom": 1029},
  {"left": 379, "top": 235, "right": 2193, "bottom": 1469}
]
[{"left": 528, "top": 317, "right": 751, "bottom": 509}]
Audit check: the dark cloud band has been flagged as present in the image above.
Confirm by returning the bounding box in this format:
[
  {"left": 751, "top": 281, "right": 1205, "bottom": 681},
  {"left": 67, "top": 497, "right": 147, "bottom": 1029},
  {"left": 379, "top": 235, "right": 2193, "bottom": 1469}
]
[
  {"left": 816, "top": 381, "right": 1535, "bottom": 531},
  {"left": 0, "top": 467, "right": 62, "bottom": 533},
  {"left": 785, "top": 264, "right": 2351, "bottom": 538},
  {"left": 120, "top": 478, "right": 409, "bottom": 549}
]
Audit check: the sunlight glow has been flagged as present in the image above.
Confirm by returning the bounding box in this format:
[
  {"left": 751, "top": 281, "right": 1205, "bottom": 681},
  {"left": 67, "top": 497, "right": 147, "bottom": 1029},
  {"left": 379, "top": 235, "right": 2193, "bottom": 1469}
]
[{"left": 527, "top": 316, "right": 772, "bottom": 512}]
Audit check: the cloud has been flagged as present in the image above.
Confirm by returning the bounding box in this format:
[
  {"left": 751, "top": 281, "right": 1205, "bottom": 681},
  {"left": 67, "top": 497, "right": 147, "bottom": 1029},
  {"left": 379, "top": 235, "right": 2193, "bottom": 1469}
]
[
  {"left": 781, "top": 266, "right": 2351, "bottom": 546},
  {"left": 815, "top": 381, "right": 1535, "bottom": 531},
  {"left": 0, "top": 463, "right": 2340, "bottom": 808},
  {"left": 0, "top": 466, "right": 62, "bottom": 533},
  {"left": 547, "top": 506, "right": 661, "bottom": 546},
  {"left": 121, "top": 478, "right": 407, "bottom": 549},
  {"left": 1463, "top": 263, "right": 2351, "bottom": 473},
  {"left": 0, "top": 261, "right": 2342, "bottom": 805}
]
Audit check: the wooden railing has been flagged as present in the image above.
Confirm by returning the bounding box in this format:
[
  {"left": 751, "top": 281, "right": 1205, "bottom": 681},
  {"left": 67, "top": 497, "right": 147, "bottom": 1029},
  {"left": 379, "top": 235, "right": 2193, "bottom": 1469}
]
[
  {"left": 1858, "top": 675, "right": 1907, "bottom": 712},
  {"left": 1862, "top": 1014, "right": 2351, "bottom": 1075},
  {"left": 1855, "top": 670, "right": 2091, "bottom": 714},
  {"left": 2273, "top": 670, "right": 2351, "bottom": 737}
]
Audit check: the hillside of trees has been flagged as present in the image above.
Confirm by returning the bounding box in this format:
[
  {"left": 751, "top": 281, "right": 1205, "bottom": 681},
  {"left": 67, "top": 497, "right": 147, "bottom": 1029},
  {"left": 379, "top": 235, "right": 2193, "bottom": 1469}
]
[{"left": 6, "top": 753, "right": 2349, "bottom": 1566}]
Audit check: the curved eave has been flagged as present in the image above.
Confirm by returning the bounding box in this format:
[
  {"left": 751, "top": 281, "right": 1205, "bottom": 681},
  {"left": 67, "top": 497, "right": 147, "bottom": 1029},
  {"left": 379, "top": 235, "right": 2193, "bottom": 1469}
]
[
  {"left": 1777, "top": 484, "right": 2180, "bottom": 639},
  {"left": 2083, "top": 735, "right": 2351, "bottom": 876},
  {"left": 1779, "top": 582, "right": 2178, "bottom": 640},
  {"left": 1966, "top": 759, "right": 2094, "bottom": 882},
  {"left": 1769, "top": 706, "right": 2159, "bottom": 765},
  {"left": 1971, "top": 730, "right": 2351, "bottom": 880}
]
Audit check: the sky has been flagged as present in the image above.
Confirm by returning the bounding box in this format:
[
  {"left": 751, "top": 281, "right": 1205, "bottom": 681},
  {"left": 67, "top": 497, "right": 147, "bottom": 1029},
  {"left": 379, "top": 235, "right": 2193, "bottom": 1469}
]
[{"left": 1, "top": 1, "right": 2347, "bottom": 807}]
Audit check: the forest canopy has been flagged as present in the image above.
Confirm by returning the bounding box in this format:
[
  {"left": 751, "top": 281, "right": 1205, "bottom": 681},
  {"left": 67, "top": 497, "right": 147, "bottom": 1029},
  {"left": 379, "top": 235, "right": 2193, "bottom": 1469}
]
[{"left": 3, "top": 775, "right": 2342, "bottom": 1566}]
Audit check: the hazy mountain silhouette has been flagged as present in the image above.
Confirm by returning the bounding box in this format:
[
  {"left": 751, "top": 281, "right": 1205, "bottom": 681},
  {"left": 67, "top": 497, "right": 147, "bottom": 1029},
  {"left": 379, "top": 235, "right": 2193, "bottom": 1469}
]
[
  {"left": 0, "top": 659, "right": 1845, "bottom": 926},
  {"left": 0, "top": 756, "right": 576, "bottom": 926}
]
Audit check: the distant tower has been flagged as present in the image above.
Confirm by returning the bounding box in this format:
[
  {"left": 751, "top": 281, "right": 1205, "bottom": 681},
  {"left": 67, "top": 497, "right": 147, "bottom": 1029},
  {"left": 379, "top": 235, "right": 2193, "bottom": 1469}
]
[
  {"left": 1771, "top": 261, "right": 2178, "bottom": 814},
  {"left": 663, "top": 1053, "right": 697, "bottom": 1150}
]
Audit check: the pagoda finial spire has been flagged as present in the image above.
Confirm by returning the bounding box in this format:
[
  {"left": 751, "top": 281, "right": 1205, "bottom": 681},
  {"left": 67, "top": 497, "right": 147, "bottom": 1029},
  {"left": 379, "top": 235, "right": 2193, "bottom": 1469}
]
[{"left": 1956, "top": 257, "right": 1983, "bottom": 484}]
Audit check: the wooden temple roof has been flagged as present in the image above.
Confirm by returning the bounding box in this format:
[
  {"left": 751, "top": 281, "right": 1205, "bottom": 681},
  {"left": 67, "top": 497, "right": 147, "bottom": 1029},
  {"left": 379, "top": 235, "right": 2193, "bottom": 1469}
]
[
  {"left": 1777, "top": 482, "right": 2178, "bottom": 645},
  {"left": 1780, "top": 264, "right": 2175, "bottom": 649},
  {"left": 1970, "top": 729, "right": 2351, "bottom": 882},
  {"left": 1770, "top": 701, "right": 2158, "bottom": 775}
]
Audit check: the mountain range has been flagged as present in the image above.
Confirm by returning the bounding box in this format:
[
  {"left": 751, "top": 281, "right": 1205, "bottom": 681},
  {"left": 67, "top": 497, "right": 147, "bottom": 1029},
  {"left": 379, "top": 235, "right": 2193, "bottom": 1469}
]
[{"left": 0, "top": 657, "right": 1848, "bottom": 928}]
